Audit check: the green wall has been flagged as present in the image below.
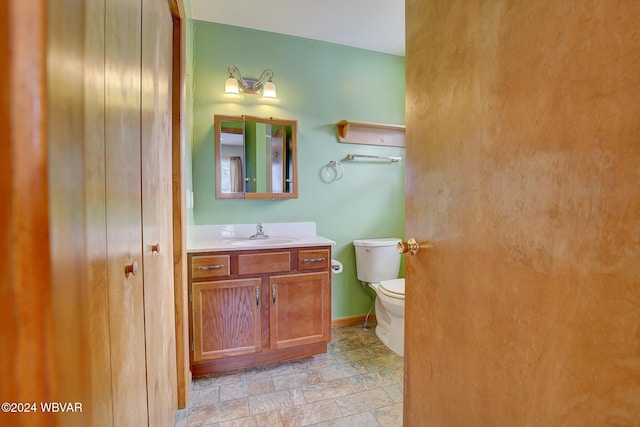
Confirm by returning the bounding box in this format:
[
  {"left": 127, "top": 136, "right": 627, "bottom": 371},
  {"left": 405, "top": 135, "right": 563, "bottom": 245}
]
[
  {"left": 190, "top": 21, "right": 406, "bottom": 319},
  {"left": 185, "top": 2, "right": 194, "bottom": 228}
]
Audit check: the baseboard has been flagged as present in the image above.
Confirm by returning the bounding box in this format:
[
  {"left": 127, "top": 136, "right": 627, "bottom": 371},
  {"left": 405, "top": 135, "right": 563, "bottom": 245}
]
[{"left": 331, "top": 313, "right": 376, "bottom": 329}]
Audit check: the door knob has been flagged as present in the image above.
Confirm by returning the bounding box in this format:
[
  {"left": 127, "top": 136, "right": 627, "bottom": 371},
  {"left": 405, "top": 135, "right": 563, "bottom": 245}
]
[
  {"left": 397, "top": 238, "right": 421, "bottom": 256},
  {"left": 125, "top": 261, "right": 139, "bottom": 278}
]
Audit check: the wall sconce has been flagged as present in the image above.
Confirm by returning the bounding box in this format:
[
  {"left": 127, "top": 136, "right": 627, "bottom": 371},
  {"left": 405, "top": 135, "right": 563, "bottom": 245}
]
[{"left": 223, "top": 65, "right": 280, "bottom": 104}]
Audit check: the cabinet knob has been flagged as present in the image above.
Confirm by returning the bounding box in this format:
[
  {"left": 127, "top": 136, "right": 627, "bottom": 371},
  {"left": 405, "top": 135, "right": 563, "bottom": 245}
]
[
  {"left": 397, "top": 238, "right": 426, "bottom": 256},
  {"left": 151, "top": 243, "right": 160, "bottom": 253},
  {"left": 125, "top": 261, "right": 139, "bottom": 278}
]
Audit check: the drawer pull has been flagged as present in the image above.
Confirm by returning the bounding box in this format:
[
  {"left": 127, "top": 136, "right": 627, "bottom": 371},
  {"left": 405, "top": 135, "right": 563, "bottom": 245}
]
[
  {"left": 255, "top": 286, "right": 260, "bottom": 307},
  {"left": 272, "top": 284, "right": 277, "bottom": 305},
  {"left": 197, "top": 264, "right": 224, "bottom": 271},
  {"left": 303, "top": 257, "right": 326, "bottom": 263}
]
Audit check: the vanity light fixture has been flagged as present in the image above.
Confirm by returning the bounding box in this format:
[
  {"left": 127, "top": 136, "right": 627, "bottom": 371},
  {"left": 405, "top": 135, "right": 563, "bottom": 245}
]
[{"left": 223, "top": 65, "right": 280, "bottom": 104}]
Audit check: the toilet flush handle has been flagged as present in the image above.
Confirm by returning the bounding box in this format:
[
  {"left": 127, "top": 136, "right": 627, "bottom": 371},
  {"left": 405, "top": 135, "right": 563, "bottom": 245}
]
[{"left": 397, "top": 238, "right": 424, "bottom": 256}]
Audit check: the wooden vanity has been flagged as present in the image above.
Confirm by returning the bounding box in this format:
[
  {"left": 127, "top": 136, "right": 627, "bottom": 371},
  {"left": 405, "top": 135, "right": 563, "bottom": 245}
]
[{"left": 188, "top": 245, "right": 332, "bottom": 376}]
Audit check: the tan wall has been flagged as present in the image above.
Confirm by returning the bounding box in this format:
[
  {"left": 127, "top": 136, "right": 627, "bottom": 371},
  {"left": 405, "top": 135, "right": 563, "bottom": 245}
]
[{"left": 405, "top": 1, "right": 640, "bottom": 425}]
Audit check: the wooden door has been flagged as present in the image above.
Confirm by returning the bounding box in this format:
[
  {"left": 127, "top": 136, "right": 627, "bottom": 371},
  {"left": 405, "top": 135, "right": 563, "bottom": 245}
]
[
  {"left": 404, "top": 1, "right": 640, "bottom": 425},
  {"left": 269, "top": 272, "right": 331, "bottom": 349},
  {"left": 141, "top": 0, "right": 177, "bottom": 425},
  {"left": 2, "top": 2, "right": 55, "bottom": 426},
  {"left": 82, "top": 0, "right": 113, "bottom": 424},
  {"left": 192, "top": 279, "right": 262, "bottom": 361},
  {"left": 105, "top": 0, "right": 147, "bottom": 425}
]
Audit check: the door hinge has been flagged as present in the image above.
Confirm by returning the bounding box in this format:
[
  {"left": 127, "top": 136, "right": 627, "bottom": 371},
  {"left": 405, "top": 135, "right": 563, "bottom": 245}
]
[
  {"left": 189, "top": 291, "right": 193, "bottom": 302},
  {"left": 191, "top": 341, "right": 194, "bottom": 352}
]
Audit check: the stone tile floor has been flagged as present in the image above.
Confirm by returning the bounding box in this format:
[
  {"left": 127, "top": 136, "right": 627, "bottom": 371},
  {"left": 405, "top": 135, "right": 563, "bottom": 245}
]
[{"left": 175, "top": 325, "right": 404, "bottom": 427}]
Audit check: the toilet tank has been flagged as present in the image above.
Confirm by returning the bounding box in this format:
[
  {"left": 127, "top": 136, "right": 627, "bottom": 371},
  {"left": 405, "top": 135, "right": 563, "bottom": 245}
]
[{"left": 353, "top": 238, "right": 401, "bottom": 283}]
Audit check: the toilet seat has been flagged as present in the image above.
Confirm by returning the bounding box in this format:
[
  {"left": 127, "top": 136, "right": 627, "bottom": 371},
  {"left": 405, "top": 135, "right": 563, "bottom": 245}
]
[{"left": 378, "top": 278, "right": 405, "bottom": 300}]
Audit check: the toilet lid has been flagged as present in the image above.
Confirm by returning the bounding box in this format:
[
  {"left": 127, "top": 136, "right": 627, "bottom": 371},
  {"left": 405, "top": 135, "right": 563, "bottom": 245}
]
[
  {"left": 379, "top": 278, "right": 405, "bottom": 298},
  {"left": 353, "top": 238, "right": 401, "bottom": 247}
]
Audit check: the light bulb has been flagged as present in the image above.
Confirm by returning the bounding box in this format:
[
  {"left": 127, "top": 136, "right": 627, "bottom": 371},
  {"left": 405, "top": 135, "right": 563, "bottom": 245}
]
[
  {"left": 223, "top": 77, "right": 243, "bottom": 101},
  {"left": 259, "top": 81, "right": 280, "bottom": 104},
  {"left": 262, "top": 81, "right": 277, "bottom": 98},
  {"left": 224, "top": 77, "right": 240, "bottom": 95}
]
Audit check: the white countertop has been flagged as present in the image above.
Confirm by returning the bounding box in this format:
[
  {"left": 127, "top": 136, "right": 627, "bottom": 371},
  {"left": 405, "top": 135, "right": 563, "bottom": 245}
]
[{"left": 187, "top": 222, "right": 336, "bottom": 253}]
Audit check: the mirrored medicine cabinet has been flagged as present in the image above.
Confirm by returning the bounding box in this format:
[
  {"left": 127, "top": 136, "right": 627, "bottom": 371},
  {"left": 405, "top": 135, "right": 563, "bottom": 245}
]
[{"left": 214, "top": 114, "right": 298, "bottom": 199}]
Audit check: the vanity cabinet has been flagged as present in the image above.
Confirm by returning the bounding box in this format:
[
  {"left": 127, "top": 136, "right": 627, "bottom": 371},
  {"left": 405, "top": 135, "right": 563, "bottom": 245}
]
[{"left": 188, "top": 246, "right": 331, "bottom": 375}]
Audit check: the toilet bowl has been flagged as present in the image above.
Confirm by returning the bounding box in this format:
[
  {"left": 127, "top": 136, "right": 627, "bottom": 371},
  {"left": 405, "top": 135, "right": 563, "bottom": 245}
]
[
  {"left": 369, "top": 278, "right": 405, "bottom": 356},
  {"left": 353, "top": 238, "right": 406, "bottom": 357}
]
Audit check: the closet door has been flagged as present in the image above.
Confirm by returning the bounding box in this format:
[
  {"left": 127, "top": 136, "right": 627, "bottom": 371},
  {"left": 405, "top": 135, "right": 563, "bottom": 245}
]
[
  {"left": 105, "top": 0, "right": 147, "bottom": 425},
  {"left": 84, "top": 0, "right": 113, "bottom": 424},
  {"left": 141, "top": 0, "right": 178, "bottom": 425}
]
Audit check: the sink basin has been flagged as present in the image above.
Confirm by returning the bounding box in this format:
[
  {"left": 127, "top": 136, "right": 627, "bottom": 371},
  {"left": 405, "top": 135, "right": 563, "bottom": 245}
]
[{"left": 223, "top": 237, "right": 298, "bottom": 247}]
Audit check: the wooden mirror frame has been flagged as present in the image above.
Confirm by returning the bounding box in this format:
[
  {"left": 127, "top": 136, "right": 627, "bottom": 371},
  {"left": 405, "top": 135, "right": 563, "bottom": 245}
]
[{"left": 214, "top": 114, "right": 298, "bottom": 200}]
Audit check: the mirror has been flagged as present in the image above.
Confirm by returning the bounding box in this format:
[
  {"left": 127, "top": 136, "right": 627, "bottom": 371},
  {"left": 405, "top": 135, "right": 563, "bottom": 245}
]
[{"left": 215, "top": 115, "right": 298, "bottom": 199}]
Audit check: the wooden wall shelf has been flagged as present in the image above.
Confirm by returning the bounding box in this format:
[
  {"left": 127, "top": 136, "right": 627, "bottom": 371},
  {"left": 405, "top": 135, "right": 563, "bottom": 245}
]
[{"left": 336, "top": 120, "right": 405, "bottom": 147}]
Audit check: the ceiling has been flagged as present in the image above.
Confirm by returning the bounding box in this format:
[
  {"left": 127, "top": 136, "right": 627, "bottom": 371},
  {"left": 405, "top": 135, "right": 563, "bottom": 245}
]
[{"left": 189, "top": 0, "right": 406, "bottom": 56}]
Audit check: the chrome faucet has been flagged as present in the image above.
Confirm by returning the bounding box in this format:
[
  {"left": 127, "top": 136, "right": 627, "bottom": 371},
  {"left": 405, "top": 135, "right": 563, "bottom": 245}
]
[{"left": 249, "top": 222, "right": 269, "bottom": 240}]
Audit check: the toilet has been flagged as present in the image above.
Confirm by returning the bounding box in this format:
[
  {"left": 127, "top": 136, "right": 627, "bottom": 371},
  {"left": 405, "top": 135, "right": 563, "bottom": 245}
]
[{"left": 353, "top": 238, "right": 406, "bottom": 356}]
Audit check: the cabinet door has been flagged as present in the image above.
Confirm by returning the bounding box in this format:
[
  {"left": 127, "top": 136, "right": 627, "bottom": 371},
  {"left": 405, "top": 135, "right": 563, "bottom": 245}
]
[
  {"left": 269, "top": 272, "right": 331, "bottom": 349},
  {"left": 104, "top": 0, "right": 147, "bottom": 425},
  {"left": 141, "top": 0, "right": 177, "bottom": 424},
  {"left": 192, "top": 279, "right": 262, "bottom": 362}
]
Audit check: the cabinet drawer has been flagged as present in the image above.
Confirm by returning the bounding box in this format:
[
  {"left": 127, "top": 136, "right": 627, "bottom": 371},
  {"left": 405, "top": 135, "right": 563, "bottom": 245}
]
[
  {"left": 298, "top": 249, "right": 330, "bottom": 271},
  {"left": 238, "top": 251, "right": 291, "bottom": 275},
  {"left": 191, "top": 255, "right": 231, "bottom": 279}
]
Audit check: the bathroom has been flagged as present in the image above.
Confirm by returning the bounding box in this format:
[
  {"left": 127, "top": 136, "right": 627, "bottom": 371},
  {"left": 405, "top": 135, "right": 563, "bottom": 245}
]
[
  {"left": 6, "top": 0, "right": 639, "bottom": 426},
  {"left": 187, "top": 20, "right": 407, "bottom": 327},
  {"left": 183, "top": 3, "right": 640, "bottom": 425},
  {"left": 181, "top": 11, "right": 409, "bottom": 425}
]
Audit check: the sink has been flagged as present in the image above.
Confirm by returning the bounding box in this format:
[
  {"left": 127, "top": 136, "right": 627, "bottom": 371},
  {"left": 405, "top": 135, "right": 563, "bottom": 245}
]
[{"left": 223, "top": 237, "right": 298, "bottom": 247}]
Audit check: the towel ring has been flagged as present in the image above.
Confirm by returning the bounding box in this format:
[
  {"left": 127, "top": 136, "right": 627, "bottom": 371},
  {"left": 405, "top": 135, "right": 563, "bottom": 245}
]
[{"left": 324, "top": 160, "right": 344, "bottom": 182}]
